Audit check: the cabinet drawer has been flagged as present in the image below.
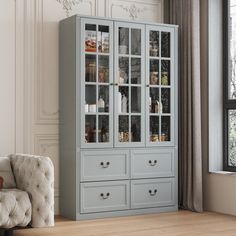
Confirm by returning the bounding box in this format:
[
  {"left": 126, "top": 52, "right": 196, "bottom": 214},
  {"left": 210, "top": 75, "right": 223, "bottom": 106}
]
[
  {"left": 131, "top": 178, "right": 175, "bottom": 209},
  {"left": 80, "top": 181, "right": 130, "bottom": 213},
  {"left": 131, "top": 149, "right": 175, "bottom": 178},
  {"left": 80, "top": 150, "right": 129, "bottom": 181}
]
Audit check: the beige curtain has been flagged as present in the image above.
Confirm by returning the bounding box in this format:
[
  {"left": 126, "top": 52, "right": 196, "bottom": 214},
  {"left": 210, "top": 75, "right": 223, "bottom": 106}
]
[{"left": 168, "top": 0, "right": 203, "bottom": 212}]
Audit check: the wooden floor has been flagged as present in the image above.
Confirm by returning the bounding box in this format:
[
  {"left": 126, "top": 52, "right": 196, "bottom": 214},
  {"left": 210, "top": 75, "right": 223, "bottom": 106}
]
[{"left": 14, "top": 211, "right": 236, "bottom": 236}]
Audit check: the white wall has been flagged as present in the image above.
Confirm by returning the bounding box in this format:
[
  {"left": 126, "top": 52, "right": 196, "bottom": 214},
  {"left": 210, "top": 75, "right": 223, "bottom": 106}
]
[
  {"left": 1, "top": 0, "right": 164, "bottom": 215},
  {"left": 0, "top": 0, "right": 16, "bottom": 156}
]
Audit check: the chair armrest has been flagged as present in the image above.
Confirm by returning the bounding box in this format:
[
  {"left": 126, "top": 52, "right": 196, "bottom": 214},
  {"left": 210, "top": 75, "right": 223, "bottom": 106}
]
[{"left": 9, "top": 154, "right": 54, "bottom": 227}]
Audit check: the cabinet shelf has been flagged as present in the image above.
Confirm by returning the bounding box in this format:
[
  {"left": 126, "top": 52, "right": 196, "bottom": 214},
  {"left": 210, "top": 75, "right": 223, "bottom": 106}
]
[
  {"left": 118, "top": 54, "right": 142, "bottom": 58},
  {"left": 85, "top": 51, "right": 110, "bottom": 56},
  {"left": 149, "top": 113, "right": 171, "bottom": 116},
  {"left": 118, "top": 113, "right": 142, "bottom": 116}
]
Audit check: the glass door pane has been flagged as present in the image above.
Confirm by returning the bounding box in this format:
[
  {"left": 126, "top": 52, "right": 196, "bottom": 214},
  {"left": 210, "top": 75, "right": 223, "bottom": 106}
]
[
  {"left": 85, "top": 85, "right": 96, "bottom": 113},
  {"left": 131, "top": 116, "right": 141, "bottom": 142},
  {"left": 119, "top": 27, "right": 129, "bottom": 54},
  {"left": 98, "top": 56, "right": 109, "bottom": 83},
  {"left": 161, "top": 88, "right": 170, "bottom": 114},
  {"left": 131, "top": 29, "right": 141, "bottom": 55},
  {"left": 119, "top": 57, "right": 129, "bottom": 84},
  {"left": 118, "top": 86, "right": 129, "bottom": 113},
  {"left": 149, "top": 31, "right": 159, "bottom": 57},
  {"left": 150, "top": 116, "right": 159, "bottom": 142},
  {"left": 147, "top": 27, "right": 173, "bottom": 145},
  {"left": 85, "top": 24, "right": 96, "bottom": 52},
  {"left": 83, "top": 20, "right": 113, "bottom": 146},
  {"left": 131, "top": 58, "right": 141, "bottom": 84},
  {"left": 161, "top": 60, "right": 170, "bottom": 86},
  {"left": 150, "top": 59, "right": 159, "bottom": 85},
  {"left": 150, "top": 88, "right": 159, "bottom": 114},
  {"left": 98, "top": 115, "right": 109, "bottom": 143},
  {"left": 85, "top": 115, "right": 96, "bottom": 143},
  {"left": 161, "top": 32, "right": 170, "bottom": 58},
  {"left": 161, "top": 116, "right": 170, "bottom": 142},
  {"left": 85, "top": 55, "right": 96, "bottom": 82},
  {"left": 98, "top": 25, "right": 109, "bottom": 53},
  {"left": 98, "top": 85, "right": 109, "bottom": 113},
  {"left": 119, "top": 116, "right": 129, "bottom": 142},
  {"left": 85, "top": 84, "right": 97, "bottom": 143},
  {"left": 131, "top": 87, "right": 141, "bottom": 113},
  {"left": 116, "top": 23, "right": 144, "bottom": 146}
]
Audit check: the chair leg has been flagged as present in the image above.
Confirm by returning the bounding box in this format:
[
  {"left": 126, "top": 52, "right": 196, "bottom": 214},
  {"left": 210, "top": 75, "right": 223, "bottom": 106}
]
[
  {"left": 0, "top": 230, "right": 13, "bottom": 236},
  {"left": 4, "top": 230, "right": 13, "bottom": 236}
]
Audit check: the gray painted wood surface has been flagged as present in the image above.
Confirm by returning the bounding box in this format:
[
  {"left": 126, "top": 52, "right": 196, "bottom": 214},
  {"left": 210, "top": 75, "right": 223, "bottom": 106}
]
[
  {"left": 131, "top": 178, "right": 175, "bottom": 209},
  {"left": 59, "top": 15, "right": 178, "bottom": 220},
  {"left": 80, "top": 150, "right": 130, "bottom": 181},
  {"left": 131, "top": 149, "right": 175, "bottom": 178}
]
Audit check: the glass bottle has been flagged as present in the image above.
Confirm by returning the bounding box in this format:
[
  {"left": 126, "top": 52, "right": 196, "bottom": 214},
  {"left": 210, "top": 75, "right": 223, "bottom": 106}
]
[
  {"left": 149, "top": 97, "right": 152, "bottom": 112},
  {"left": 98, "top": 96, "right": 105, "bottom": 112},
  {"left": 121, "top": 94, "right": 127, "bottom": 113},
  {"left": 159, "top": 101, "right": 163, "bottom": 113}
]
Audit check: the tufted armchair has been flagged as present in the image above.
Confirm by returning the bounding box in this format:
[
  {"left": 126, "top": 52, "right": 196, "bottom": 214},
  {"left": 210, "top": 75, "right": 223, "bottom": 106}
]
[{"left": 0, "top": 154, "right": 54, "bottom": 236}]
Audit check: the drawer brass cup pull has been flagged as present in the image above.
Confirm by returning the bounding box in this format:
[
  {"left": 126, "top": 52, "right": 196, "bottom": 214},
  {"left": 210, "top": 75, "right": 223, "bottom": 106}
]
[
  {"left": 148, "top": 160, "right": 157, "bottom": 166},
  {"left": 100, "top": 192, "right": 110, "bottom": 199},
  {"left": 100, "top": 161, "right": 110, "bottom": 168},
  {"left": 149, "top": 189, "right": 157, "bottom": 196}
]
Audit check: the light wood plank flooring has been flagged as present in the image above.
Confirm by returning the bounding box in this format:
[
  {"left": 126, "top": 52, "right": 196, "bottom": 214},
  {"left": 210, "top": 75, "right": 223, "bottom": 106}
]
[{"left": 15, "top": 211, "right": 236, "bottom": 236}]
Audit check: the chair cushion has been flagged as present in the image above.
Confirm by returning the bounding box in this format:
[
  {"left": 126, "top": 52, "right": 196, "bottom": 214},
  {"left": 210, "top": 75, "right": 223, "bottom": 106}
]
[
  {"left": 0, "top": 157, "right": 16, "bottom": 188},
  {"left": 0, "top": 189, "right": 32, "bottom": 228},
  {"left": 9, "top": 154, "right": 54, "bottom": 227}
]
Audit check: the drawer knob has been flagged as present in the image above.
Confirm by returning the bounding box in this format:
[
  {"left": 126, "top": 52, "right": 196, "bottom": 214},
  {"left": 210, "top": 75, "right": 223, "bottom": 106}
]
[
  {"left": 149, "top": 189, "right": 157, "bottom": 196},
  {"left": 100, "top": 161, "right": 110, "bottom": 168},
  {"left": 100, "top": 192, "right": 110, "bottom": 199},
  {"left": 148, "top": 160, "right": 157, "bottom": 166}
]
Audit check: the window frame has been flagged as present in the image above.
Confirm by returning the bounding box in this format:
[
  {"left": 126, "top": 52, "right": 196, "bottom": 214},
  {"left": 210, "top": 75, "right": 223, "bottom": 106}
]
[{"left": 223, "top": 0, "right": 236, "bottom": 171}]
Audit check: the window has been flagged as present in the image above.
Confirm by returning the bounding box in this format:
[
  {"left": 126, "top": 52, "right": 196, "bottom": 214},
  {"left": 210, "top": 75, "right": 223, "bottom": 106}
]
[{"left": 224, "top": 0, "right": 236, "bottom": 171}]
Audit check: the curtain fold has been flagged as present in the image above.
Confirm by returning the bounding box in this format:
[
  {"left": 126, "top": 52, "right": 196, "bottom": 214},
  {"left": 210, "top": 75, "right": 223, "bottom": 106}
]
[{"left": 168, "top": 0, "right": 203, "bottom": 212}]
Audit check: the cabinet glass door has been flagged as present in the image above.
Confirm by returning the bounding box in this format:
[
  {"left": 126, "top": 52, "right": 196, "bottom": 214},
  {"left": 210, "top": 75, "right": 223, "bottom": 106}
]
[
  {"left": 146, "top": 26, "right": 174, "bottom": 146},
  {"left": 82, "top": 19, "right": 113, "bottom": 147},
  {"left": 115, "top": 22, "right": 145, "bottom": 147}
]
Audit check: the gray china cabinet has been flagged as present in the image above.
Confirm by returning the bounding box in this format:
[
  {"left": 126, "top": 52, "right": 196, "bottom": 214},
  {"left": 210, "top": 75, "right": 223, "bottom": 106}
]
[{"left": 59, "top": 15, "right": 178, "bottom": 220}]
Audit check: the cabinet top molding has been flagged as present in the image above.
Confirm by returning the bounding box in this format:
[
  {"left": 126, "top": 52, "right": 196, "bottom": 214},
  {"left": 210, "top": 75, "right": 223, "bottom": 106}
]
[
  {"left": 56, "top": 0, "right": 84, "bottom": 17},
  {"left": 64, "top": 15, "right": 178, "bottom": 28}
]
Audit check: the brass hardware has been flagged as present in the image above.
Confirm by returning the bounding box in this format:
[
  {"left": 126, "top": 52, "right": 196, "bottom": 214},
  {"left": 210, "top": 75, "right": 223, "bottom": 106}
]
[
  {"left": 100, "top": 192, "right": 110, "bottom": 199},
  {"left": 149, "top": 189, "right": 157, "bottom": 196},
  {"left": 148, "top": 160, "right": 157, "bottom": 166}
]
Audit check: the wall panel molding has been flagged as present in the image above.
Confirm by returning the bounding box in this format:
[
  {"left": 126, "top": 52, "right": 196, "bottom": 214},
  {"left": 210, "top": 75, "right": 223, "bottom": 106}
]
[
  {"left": 15, "top": 0, "right": 25, "bottom": 153},
  {"left": 56, "top": 0, "right": 84, "bottom": 16},
  {"left": 34, "top": 0, "right": 60, "bottom": 125},
  {"left": 34, "top": 134, "right": 59, "bottom": 198},
  {"left": 15, "top": 0, "right": 36, "bottom": 154},
  {"left": 106, "top": 0, "right": 163, "bottom": 22}
]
